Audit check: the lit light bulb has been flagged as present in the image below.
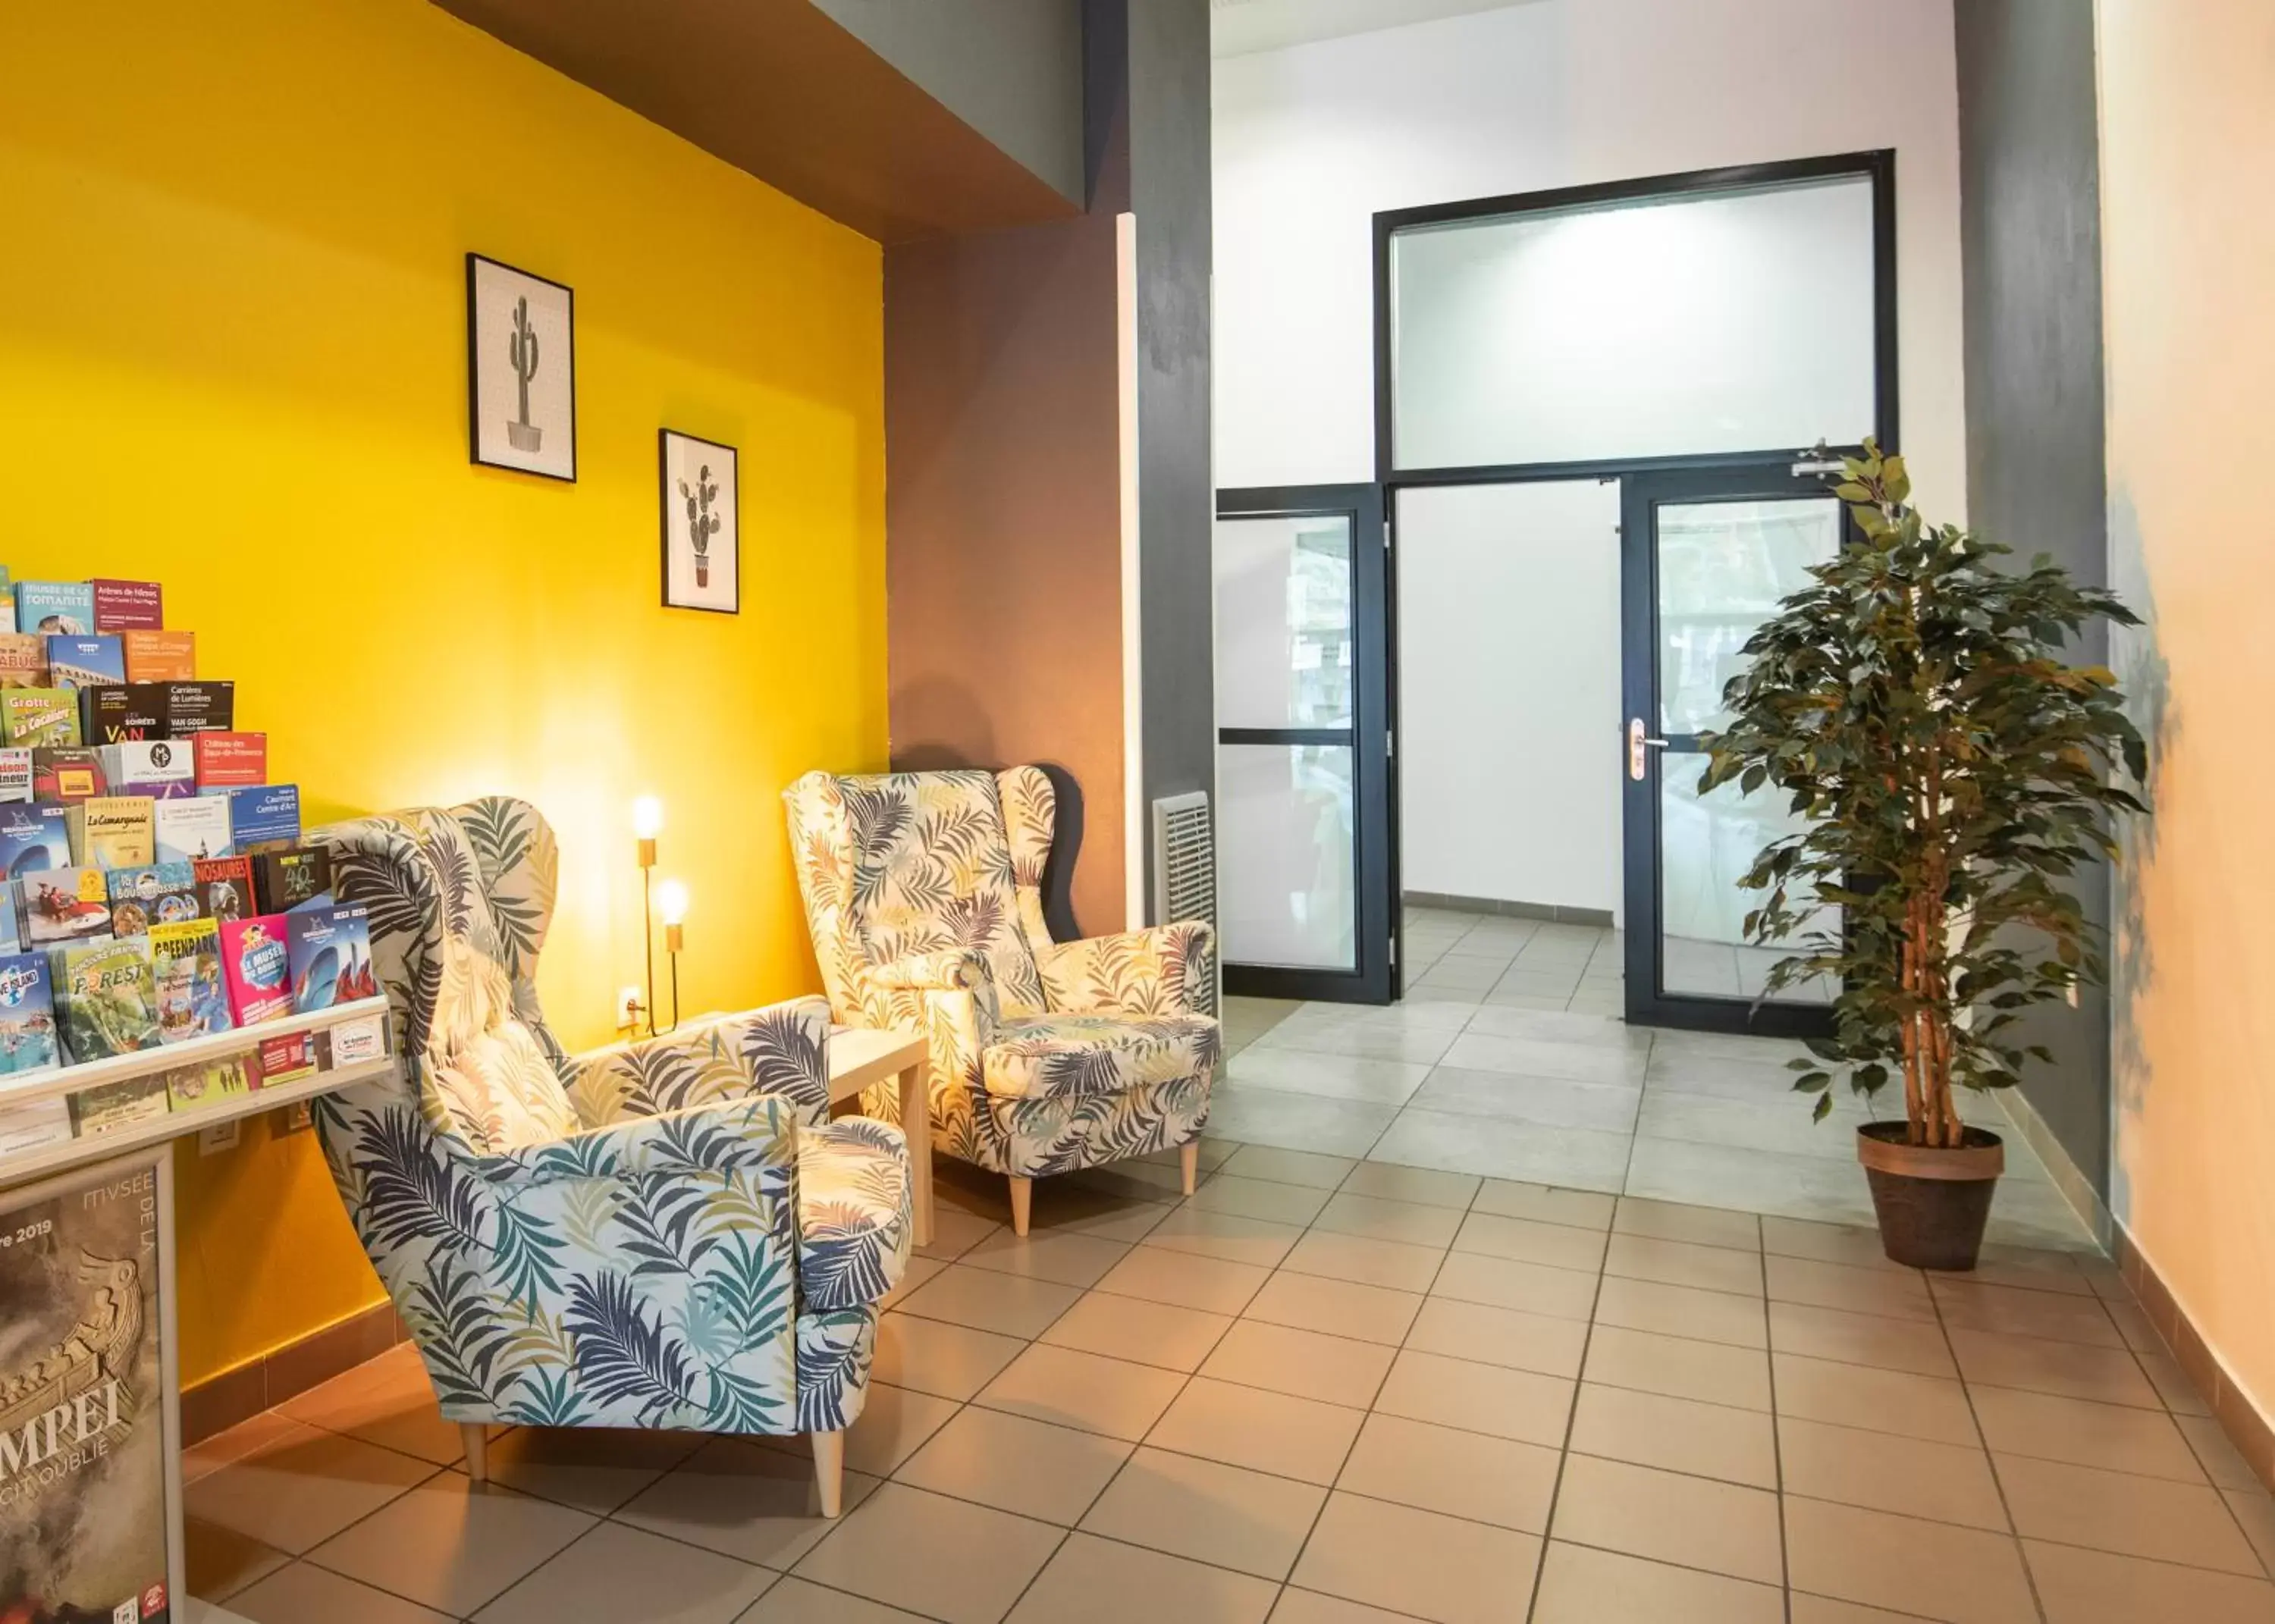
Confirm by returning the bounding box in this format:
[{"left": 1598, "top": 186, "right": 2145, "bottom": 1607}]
[
  {"left": 657, "top": 879, "right": 689, "bottom": 928},
  {"left": 631, "top": 796, "right": 665, "bottom": 840}
]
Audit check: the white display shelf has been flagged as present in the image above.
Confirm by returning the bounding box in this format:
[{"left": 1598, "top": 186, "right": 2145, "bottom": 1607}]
[{"left": 0, "top": 995, "right": 397, "bottom": 1187}]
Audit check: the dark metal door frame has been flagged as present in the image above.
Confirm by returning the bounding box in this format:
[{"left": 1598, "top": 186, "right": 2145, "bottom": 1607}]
[{"left": 1213, "top": 484, "right": 1395, "bottom": 1004}]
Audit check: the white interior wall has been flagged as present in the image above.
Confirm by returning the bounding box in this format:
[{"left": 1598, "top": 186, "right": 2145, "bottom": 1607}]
[
  {"left": 1395, "top": 481, "right": 1622, "bottom": 919},
  {"left": 1213, "top": 0, "right": 1963, "bottom": 914}
]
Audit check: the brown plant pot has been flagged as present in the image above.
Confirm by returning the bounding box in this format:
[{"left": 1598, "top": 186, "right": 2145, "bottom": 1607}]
[
  {"left": 695, "top": 559, "right": 709, "bottom": 586},
  {"left": 1856, "top": 1121, "right": 2005, "bottom": 1271}
]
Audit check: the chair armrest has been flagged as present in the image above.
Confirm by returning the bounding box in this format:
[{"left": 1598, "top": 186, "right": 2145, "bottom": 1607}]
[
  {"left": 1039, "top": 921, "right": 1218, "bottom": 1017},
  {"left": 562, "top": 997, "right": 831, "bottom": 1126},
  {"left": 478, "top": 1093, "right": 799, "bottom": 1189},
  {"left": 795, "top": 1117, "right": 913, "bottom": 1311},
  {"left": 872, "top": 950, "right": 993, "bottom": 992}
]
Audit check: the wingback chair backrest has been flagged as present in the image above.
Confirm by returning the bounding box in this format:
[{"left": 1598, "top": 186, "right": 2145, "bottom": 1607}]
[
  {"left": 315, "top": 797, "right": 578, "bottom": 1155},
  {"left": 784, "top": 770, "right": 1053, "bottom": 1024}
]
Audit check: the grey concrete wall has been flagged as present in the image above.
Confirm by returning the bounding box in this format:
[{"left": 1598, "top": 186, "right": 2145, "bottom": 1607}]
[
  {"left": 811, "top": 0, "right": 1085, "bottom": 202},
  {"left": 1954, "top": 0, "right": 2112, "bottom": 1194}
]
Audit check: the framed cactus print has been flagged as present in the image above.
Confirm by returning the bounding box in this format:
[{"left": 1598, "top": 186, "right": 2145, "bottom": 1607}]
[
  {"left": 466, "top": 253, "right": 576, "bottom": 482},
  {"left": 660, "top": 429, "right": 739, "bottom": 613}
]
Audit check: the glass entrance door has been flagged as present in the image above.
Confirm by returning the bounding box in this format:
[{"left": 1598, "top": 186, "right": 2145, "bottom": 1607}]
[
  {"left": 1213, "top": 484, "right": 1393, "bottom": 1002},
  {"left": 1621, "top": 466, "right": 1844, "bottom": 1035}
]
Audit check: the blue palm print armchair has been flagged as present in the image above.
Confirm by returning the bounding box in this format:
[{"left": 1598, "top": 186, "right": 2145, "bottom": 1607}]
[
  {"left": 308, "top": 796, "right": 910, "bottom": 1516},
  {"left": 785, "top": 767, "right": 1221, "bottom": 1235}
]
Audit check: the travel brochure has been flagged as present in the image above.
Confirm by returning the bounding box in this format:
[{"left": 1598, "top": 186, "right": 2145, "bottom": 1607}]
[{"left": 0, "top": 570, "right": 383, "bottom": 1160}]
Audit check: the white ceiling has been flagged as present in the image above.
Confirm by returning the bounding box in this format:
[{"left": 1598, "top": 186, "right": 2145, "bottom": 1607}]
[{"left": 1210, "top": 0, "right": 1547, "bottom": 59}]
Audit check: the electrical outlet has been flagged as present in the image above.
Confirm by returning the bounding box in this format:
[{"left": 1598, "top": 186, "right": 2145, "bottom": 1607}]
[
  {"left": 2066, "top": 980, "right": 2081, "bottom": 1009},
  {"left": 616, "top": 986, "right": 645, "bottom": 1030},
  {"left": 199, "top": 1121, "right": 241, "bottom": 1156},
  {"left": 279, "top": 1100, "right": 314, "bottom": 1134}
]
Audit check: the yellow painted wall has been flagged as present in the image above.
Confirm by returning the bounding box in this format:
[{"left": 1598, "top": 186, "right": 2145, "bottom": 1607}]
[
  {"left": 0, "top": 2, "right": 886, "bottom": 1385},
  {"left": 2098, "top": 1, "right": 2275, "bottom": 1415}
]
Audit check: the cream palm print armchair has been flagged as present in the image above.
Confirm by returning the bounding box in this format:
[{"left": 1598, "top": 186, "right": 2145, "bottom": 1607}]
[
  {"left": 785, "top": 767, "right": 1221, "bottom": 1234},
  {"left": 309, "top": 796, "right": 910, "bottom": 1516}
]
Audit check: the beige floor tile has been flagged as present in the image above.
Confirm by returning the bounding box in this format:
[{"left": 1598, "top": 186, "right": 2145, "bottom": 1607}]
[
  {"left": 1187, "top": 1173, "right": 1336, "bottom": 1225},
  {"left": 1769, "top": 1301, "right": 1957, "bottom": 1378},
  {"left": 2138, "top": 1347, "right": 2217, "bottom": 1416},
  {"left": 2181, "top": 1414, "right": 2269, "bottom": 1492},
  {"left": 1007, "top": 1531, "right": 1279, "bottom": 1623},
  {"left": 1341, "top": 1160, "right": 1483, "bottom": 1209},
  {"left": 1429, "top": 1249, "right": 1599, "bottom": 1321},
  {"left": 1080, "top": 1446, "right": 1326, "bottom": 1579},
  {"left": 185, "top": 1423, "right": 438, "bottom": 1554},
  {"left": 1585, "top": 1325, "right": 1773, "bottom": 1411},
  {"left": 1947, "top": 1328, "right": 2160, "bottom": 1408},
  {"left": 914, "top": 1205, "right": 1001, "bottom": 1262},
  {"left": 792, "top": 1483, "right": 1062, "bottom": 1624},
  {"left": 1780, "top": 1416, "right": 2009, "bottom": 1529},
  {"left": 1028, "top": 1184, "right": 1181, "bottom": 1245},
  {"left": 186, "top": 1516, "right": 289, "bottom": 1604},
  {"left": 1760, "top": 1215, "right": 1909, "bottom": 1274},
  {"left": 893, "top": 1405, "right": 1131, "bottom": 1525},
  {"left": 1221, "top": 1143, "right": 1359, "bottom": 1189},
  {"left": 2223, "top": 1488, "right": 2275, "bottom": 1575},
  {"left": 616, "top": 1438, "right": 879, "bottom": 1569},
  {"left": 306, "top": 1475, "right": 597, "bottom": 1616},
  {"left": 961, "top": 1224, "right": 1133, "bottom": 1288},
  {"left": 1549, "top": 1452, "right": 1782, "bottom": 1584},
  {"left": 1313, "top": 1191, "right": 1465, "bottom": 1248},
  {"left": 817, "top": 1382, "right": 963, "bottom": 1478},
  {"left": 182, "top": 1408, "right": 307, "bottom": 1486},
  {"left": 1098, "top": 1243, "right": 1274, "bottom": 1314},
  {"left": 278, "top": 1343, "right": 466, "bottom": 1466},
  {"left": 1969, "top": 1384, "right": 2205, "bottom": 1481},
  {"left": 1605, "top": 1232, "right": 1765, "bottom": 1296},
  {"left": 1531, "top": 1540, "right": 1784, "bottom": 1623},
  {"left": 878, "top": 1252, "right": 945, "bottom": 1312},
  {"left": 977, "top": 1343, "right": 1188, "bottom": 1441},
  {"left": 1471, "top": 1178, "right": 1616, "bottom": 1229},
  {"left": 1148, "top": 1375, "right": 1365, "bottom": 1484},
  {"left": 1773, "top": 1353, "right": 1979, "bottom": 1445},
  {"left": 1453, "top": 1210, "right": 1609, "bottom": 1272},
  {"left": 1594, "top": 1275, "right": 1768, "bottom": 1349},
  {"left": 1614, "top": 1196, "right": 1763, "bottom": 1253},
  {"left": 1141, "top": 1204, "right": 1307, "bottom": 1268},
  {"left": 1040, "top": 1289, "right": 1234, "bottom": 1372},
  {"left": 1269, "top": 1591, "right": 1417, "bottom": 1623},
  {"left": 1969, "top": 1244, "right": 2100, "bottom": 1296},
  {"left": 1335, "top": 1412, "right": 1558, "bottom": 1531},
  {"left": 1373, "top": 1348, "right": 1574, "bottom": 1446},
  {"left": 1995, "top": 1451, "right": 2261, "bottom": 1574},
  {"left": 1199, "top": 1320, "right": 1397, "bottom": 1409},
  {"left": 1784, "top": 1497, "right": 2038, "bottom": 1624},
  {"left": 1291, "top": 1490, "right": 1544, "bottom": 1624},
  {"left": 1405, "top": 1295, "right": 1588, "bottom": 1378},
  {"left": 2025, "top": 1538, "right": 2275, "bottom": 1623},
  {"left": 1787, "top": 1597, "right": 1938, "bottom": 1624},
  {"left": 471, "top": 1520, "right": 773, "bottom": 1623},
  {"left": 741, "top": 1575, "right": 934, "bottom": 1620},
  {"left": 1570, "top": 1383, "right": 1778, "bottom": 1488},
  {"left": 1244, "top": 1270, "right": 1423, "bottom": 1346},
  {"left": 892, "top": 1262, "right": 1082, "bottom": 1338},
  {"left": 228, "top": 1561, "right": 455, "bottom": 1624},
  {"left": 1765, "top": 1254, "right": 1936, "bottom": 1322},
  {"left": 871, "top": 1312, "right": 1027, "bottom": 1401},
  {"left": 1283, "top": 1226, "right": 1446, "bottom": 1292},
  {"left": 473, "top": 1426, "right": 703, "bottom": 1514},
  {"left": 1932, "top": 1278, "right": 2125, "bottom": 1347}
]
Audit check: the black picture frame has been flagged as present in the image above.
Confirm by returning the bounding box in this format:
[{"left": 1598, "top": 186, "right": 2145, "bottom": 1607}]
[
  {"left": 466, "top": 252, "right": 577, "bottom": 483},
  {"left": 658, "top": 428, "right": 740, "bottom": 614}
]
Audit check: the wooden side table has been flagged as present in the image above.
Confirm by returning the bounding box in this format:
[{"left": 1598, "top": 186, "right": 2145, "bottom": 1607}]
[{"left": 827, "top": 1026, "right": 931, "bottom": 1246}]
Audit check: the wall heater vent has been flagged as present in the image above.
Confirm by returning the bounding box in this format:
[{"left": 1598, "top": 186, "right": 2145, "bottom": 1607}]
[{"left": 1151, "top": 791, "right": 1219, "bottom": 1014}]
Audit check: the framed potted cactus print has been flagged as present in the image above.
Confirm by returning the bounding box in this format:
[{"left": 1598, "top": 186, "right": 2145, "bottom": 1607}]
[
  {"left": 466, "top": 253, "right": 576, "bottom": 481},
  {"left": 659, "top": 429, "right": 739, "bottom": 613}
]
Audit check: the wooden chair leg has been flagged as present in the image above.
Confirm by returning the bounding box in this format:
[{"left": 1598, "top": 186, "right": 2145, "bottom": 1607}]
[
  {"left": 813, "top": 1429, "right": 846, "bottom": 1518},
  {"left": 461, "top": 1423, "right": 489, "bottom": 1484},
  {"left": 1179, "top": 1140, "right": 1199, "bottom": 1196},
  {"left": 1009, "top": 1175, "right": 1033, "bottom": 1237}
]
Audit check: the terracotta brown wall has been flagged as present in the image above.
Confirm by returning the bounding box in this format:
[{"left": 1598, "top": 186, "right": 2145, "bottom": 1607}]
[{"left": 883, "top": 212, "right": 1129, "bottom": 938}]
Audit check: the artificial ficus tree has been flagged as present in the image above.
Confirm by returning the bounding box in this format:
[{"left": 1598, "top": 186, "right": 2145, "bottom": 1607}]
[{"left": 1697, "top": 441, "right": 2146, "bottom": 1147}]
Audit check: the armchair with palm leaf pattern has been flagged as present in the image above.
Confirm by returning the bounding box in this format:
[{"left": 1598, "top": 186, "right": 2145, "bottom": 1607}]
[
  {"left": 306, "top": 796, "right": 910, "bottom": 1516},
  {"left": 784, "top": 767, "right": 1222, "bottom": 1234}
]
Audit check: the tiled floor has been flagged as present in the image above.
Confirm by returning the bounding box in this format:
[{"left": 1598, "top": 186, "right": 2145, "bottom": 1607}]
[
  {"left": 176, "top": 904, "right": 2264, "bottom": 1622},
  {"left": 1213, "top": 907, "right": 2090, "bottom": 1251},
  {"left": 184, "top": 1149, "right": 2274, "bottom": 1623}
]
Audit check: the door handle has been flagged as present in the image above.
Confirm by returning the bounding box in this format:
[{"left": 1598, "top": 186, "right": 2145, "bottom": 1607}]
[{"left": 1627, "top": 717, "right": 1668, "bottom": 781}]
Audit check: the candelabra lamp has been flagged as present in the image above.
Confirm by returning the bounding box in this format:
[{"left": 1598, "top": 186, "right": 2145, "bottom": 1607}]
[
  {"left": 632, "top": 795, "right": 664, "bottom": 1036},
  {"left": 656, "top": 879, "right": 688, "bottom": 1034}
]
